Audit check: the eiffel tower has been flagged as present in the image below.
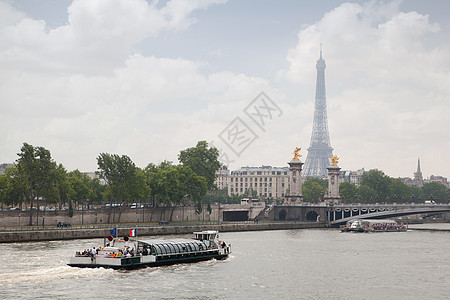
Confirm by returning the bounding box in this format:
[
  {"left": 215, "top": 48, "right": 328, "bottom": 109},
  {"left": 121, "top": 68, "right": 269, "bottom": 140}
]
[{"left": 303, "top": 47, "right": 334, "bottom": 178}]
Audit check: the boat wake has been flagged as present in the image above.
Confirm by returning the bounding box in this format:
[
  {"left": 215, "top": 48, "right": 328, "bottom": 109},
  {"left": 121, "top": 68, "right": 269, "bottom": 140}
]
[{"left": 0, "top": 265, "right": 113, "bottom": 285}]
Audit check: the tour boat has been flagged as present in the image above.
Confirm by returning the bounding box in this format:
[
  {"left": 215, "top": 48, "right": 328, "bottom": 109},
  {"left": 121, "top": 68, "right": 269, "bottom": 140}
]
[
  {"left": 342, "top": 219, "right": 407, "bottom": 233},
  {"left": 68, "top": 230, "right": 231, "bottom": 270}
]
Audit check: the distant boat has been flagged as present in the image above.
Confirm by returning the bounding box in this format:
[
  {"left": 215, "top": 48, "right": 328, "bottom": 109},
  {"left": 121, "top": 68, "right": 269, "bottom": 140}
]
[
  {"left": 341, "top": 219, "right": 407, "bottom": 233},
  {"left": 68, "top": 230, "right": 231, "bottom": 270}
]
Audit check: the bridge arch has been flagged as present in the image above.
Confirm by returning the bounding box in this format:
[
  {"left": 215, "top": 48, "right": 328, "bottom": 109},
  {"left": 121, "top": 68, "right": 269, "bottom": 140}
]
[
  {"left": 279, "top": 209, "right": 287, "bottom": 221},
  {"left": 306, "top": 210, "right": 319, "bottom": 222}
]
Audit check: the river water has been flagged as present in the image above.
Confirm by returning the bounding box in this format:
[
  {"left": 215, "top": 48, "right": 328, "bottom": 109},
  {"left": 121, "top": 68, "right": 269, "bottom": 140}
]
[{"left": 1, "top": 225, "right": 449, "bottom": 299}]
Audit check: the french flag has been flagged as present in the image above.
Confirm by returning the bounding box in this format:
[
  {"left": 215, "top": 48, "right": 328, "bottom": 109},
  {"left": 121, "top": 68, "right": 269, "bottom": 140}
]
[{"left": 129, "top": 229, "right": 137, "bottom": 237}]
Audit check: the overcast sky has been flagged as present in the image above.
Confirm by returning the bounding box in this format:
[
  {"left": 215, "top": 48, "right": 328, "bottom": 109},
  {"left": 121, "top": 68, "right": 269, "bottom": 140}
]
[{"left": 1, "top": 0, "right": 449, "bottom": 179}]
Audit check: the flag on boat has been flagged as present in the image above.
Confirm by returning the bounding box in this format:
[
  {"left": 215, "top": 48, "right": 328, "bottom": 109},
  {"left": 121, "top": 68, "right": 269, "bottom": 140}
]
[
  {"left": 129, "top": 229, "right": 137, "bottom": 237},
  {"left": 110, "top": 228, "right": 117, "bottom": 236}
]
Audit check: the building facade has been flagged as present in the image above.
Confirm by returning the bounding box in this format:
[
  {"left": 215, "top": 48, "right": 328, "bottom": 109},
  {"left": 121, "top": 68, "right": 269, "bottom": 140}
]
[
  {"left": 215, "top": 166, "right": 290, "bottom": 200},
  {"left": 339, "top": 168, "right": 366, "bottom": 186}
]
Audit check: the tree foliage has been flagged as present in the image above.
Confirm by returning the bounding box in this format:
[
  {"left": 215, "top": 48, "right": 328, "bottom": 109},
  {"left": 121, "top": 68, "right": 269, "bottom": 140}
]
[
  {"left": 178, "top": 141, "right": 220, "bottom": 191},
  {"left": 339, "top": 182, "right": 357, "bottom": 203},
  {"left": 97, "top": 153, "right": 138, "bottom": 204},
  {"left": 302, "top": 178, "right": 327, "bottom": 202},
  {"left": 339, "top": 170, "right": 449, "bottom": 204}
]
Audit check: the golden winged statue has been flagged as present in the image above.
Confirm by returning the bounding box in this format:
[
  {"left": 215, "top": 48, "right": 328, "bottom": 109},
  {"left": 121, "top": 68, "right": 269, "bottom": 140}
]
[
  {"left": 330, "top": 155, "right": 340, "bottom": 167},
  {"left": 292, "top": 147, "right": 302, "bottom": 161}
]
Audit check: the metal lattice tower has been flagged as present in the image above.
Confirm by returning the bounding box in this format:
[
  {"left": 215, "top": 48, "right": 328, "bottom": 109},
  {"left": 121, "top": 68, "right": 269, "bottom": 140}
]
[{"left": 303, "top": 47, "right": 333, "bottom": 178}]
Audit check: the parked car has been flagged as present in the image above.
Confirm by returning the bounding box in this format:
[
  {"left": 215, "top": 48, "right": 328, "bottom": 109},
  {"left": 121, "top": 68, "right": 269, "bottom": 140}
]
[
  {"left": 57, "top": 221, "right": 71, "bottom": 228},
  {"left": 159, "top": 220, "right": 170, "bottom": 225}
]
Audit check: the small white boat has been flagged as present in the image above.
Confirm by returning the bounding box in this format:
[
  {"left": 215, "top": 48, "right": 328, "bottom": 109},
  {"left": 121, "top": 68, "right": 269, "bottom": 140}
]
[{"left": 68, "top": 230, "right": 231, "bottom": 270}]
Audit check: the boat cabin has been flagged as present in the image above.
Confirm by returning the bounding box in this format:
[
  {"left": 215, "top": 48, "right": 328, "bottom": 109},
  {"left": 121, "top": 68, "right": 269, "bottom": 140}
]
[
  {"left": 193, "top": 231, "right": 219, "bottom": 241},
  {"left": 193, "top": 231, "right": 221, "bottom": 248}
]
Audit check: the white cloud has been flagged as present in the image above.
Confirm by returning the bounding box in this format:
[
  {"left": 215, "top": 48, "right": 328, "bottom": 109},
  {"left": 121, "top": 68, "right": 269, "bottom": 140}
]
[
  {"left": 0, "top": 0, "right": 449, "bottom": 180},
  {"left": 284, "top": 1, "right": 450, "bottom": 177},
  {"left": 0, "top": 0, "right": 227, "bottom": 74}
]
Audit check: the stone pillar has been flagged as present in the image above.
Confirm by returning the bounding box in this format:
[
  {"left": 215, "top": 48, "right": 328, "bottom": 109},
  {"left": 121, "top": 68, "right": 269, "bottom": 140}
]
[
  {"left": 285, "top": 161, "right": 304, "bottom": 205},
  {"left": 325, "top": 166, "right": 341, "bottom": 204}
]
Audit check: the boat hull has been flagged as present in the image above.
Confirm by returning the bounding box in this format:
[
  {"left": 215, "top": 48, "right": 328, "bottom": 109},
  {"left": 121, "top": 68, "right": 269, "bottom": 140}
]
[{"left": 68, "top": 252, "right": 229, "bottom": 270}]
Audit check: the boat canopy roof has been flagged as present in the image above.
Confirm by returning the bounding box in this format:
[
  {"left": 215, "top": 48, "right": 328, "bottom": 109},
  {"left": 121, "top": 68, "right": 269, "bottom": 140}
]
[
  {"left": 359, "top": 219, "right": 398, "bottom": 224},
  {"left": 137, "top": 238, "right": 207, "bottom": 255}
]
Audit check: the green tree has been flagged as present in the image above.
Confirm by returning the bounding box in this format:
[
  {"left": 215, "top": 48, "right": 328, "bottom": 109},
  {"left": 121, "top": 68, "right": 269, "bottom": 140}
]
[
  {"left": 421, "top": 182, "right": 448, "bottom": 203},
  {"left": 144, "top": 162, "right": 163, "bottom": 207},
  {"left": 2, "top": 166, "right": 27, "bottom": 209},
  {"left": 339, "top": 182, "right": 357, "bottom": 203},
  {"left": 390, "top": 178, "right": 411, "bottom": 203},
  {"left": 302, "top": 178, "right": 327, "bottom": 202},
  {"left": 360, "top": 169, "right": 392, "bottom": 202},
  {"left": 178, "top": 141, "right": 220, "bottom": 191},
  {"left": 97, "top": 153, "right": 137, "bottom": 203},
  {"left": 53, "top": 164, "right": 70, "bottom": 210},
  {"left": 0, "top": 174, "right": 8, "bottom": 209},
  {"left": 97, "top": 153, "right": 137, "bottom": 222},
  {"left": 410, "top": 186, "right": 423, "bottom": 203},
  {"left": 68, "top": 170, "right": 90, "bottom": 209},
  {"left": 16, "top": 143, "right": 55, "bottom": 225},
  {"left": 357, "top": 185, "right": 377, "bottom": 203}
]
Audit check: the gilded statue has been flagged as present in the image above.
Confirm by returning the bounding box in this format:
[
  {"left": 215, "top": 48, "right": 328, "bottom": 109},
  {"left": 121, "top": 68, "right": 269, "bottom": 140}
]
[
  {"left": 330, "top": 155, "right": 340, "bottom": 167},
  {"left": 292, "top": 147, "right": 301, "bottom": 161}
]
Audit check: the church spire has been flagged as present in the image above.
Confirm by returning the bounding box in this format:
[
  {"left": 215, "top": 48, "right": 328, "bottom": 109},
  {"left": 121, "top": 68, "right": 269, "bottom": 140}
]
[{"left": 414, "top": 158, "right": 423, "bottom": 187}]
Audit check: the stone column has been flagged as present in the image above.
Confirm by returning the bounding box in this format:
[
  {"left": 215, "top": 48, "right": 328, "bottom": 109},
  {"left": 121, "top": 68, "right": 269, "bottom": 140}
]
[
  {"left": 326, "top": 166, "right": 341, "bottom": 204},
  {"left": 285, "top": 161, "right": 304, "bottom": 205}
]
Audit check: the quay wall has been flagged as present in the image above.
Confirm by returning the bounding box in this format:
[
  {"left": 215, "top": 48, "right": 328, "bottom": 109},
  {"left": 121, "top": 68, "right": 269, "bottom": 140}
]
[
  {"left": 0, "top": 222, "right": 327, "bottom": 243},
  {"left": 0, "top": 205, "right": 220, "bottom": 227}
]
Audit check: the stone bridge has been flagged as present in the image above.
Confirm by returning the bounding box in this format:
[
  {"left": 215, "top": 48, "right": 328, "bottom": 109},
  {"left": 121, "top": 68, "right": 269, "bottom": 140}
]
[{"left": 329, "top": 204, "right": 450, "bottom": 226}]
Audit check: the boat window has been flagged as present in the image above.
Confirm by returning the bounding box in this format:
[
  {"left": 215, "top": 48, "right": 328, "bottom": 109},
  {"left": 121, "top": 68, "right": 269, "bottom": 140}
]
[
  {"left": 172, "top": 243, "right": 182, "bottom": 253},
  {"left": 190, "top": 242, "right": 199, "bottom": 251},
  {"left": 155, "top": 244, "right": 165, "bottom": 255},
  {"left": 162, "top": 244, "right": 171, "bottom": 253},
  {"left": 167, "top": 244, "right": 176, "bottom": 253}
]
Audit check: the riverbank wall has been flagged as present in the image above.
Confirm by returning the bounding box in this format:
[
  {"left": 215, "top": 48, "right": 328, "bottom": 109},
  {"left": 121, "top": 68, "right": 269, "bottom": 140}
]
[
  {"left": 0, "top": 222, "right": 327, "bottom": 243},
  {"left": 0, "top": 205, "right": 219, "bottom": 227}
]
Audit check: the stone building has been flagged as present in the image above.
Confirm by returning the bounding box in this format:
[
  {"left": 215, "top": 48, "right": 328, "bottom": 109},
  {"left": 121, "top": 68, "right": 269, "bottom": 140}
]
[{"left": 215, "top": 165, "right": 290, "bottom": 200}]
